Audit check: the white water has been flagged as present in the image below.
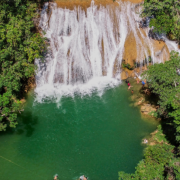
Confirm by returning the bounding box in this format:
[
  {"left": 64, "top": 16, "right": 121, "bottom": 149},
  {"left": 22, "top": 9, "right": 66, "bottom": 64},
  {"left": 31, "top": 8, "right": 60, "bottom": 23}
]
[{"left": 35, "top": 0, "right": 180, "bottom": 101}]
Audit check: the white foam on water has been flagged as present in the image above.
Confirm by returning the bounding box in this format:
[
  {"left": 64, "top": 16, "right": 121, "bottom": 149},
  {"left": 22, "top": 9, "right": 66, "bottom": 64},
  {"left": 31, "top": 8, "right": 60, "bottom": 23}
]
[
  {"left": 35, "top": 0, "right": 180, "bottom": 102},
  {"left": 165, "top": 38, "right": 180, "bottom": 54},
  {"left": 35, "top": 76, "right": 120, "bottom": 103}
]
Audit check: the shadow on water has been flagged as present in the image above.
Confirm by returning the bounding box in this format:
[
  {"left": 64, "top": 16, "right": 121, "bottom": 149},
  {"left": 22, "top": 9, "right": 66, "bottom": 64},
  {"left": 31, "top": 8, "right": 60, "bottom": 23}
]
[
  {"left": 0, "top": 111, "right": 38, "bottom": 138},
  {"left": 16, "top": 111, "right": 38, "bottom": 137}
]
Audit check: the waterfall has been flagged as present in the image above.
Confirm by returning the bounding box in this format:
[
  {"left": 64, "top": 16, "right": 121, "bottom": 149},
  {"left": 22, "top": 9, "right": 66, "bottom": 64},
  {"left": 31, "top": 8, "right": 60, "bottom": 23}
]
[{"left": 35, "top": 0, "right": 180, "bottom": 101}]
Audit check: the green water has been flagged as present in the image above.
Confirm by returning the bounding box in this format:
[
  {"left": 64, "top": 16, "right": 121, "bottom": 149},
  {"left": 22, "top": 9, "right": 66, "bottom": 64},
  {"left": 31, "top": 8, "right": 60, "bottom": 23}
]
[{"left": 0, "top": 83, "right": 158, "bottom": 180}]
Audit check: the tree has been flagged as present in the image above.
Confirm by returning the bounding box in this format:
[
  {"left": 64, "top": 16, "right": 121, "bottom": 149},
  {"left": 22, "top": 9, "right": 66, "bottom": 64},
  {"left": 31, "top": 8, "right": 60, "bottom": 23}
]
[
  {"left": 119, "top": 144, "right": 175, "bottom": 180},
  {"left": 119, "top": 51, "right": 180, "bottom": 179},
  {"left": 0, "top": 0, "right": 46, "bottom": 131},
  {"left": 142, "top": 51, "right": 180, "bottom": 142},
  {"left": 142, "top": 0, "right": 180, "bottom": 42}
]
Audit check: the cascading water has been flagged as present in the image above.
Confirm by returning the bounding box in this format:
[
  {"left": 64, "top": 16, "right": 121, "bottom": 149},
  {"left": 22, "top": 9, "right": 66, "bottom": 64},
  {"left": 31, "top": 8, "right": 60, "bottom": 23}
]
[{"left": 35, "top": 0, "right": 180, "bottom": 101}]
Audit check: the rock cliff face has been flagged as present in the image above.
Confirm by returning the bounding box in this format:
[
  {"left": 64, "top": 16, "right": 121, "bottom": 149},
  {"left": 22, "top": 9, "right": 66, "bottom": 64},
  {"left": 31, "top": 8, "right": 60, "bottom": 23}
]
[
  {"left": 35, "top": 0, "right": 179, "bottom": 99},
  {"left": 52, "top": 0, "right": 173, "bottom": 81},
  {"left": 55, "top": 0, "right": 144, "bottom": 10}
]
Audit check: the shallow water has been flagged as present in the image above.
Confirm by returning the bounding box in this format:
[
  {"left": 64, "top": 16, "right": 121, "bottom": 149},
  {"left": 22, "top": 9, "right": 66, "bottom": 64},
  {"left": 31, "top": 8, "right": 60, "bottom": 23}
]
[{"left": 0, "top": 83, "right": 157, "bottom": 180}]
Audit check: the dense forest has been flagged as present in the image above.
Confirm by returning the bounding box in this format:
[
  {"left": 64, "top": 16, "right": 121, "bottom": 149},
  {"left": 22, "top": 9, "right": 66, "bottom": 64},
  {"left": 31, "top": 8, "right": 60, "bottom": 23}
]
[
  {"left": 0, "top": 0, "right": 46, "bottom": 131},
  {"left": 119, "top": 0, "right": 180, "bottom": 179}
]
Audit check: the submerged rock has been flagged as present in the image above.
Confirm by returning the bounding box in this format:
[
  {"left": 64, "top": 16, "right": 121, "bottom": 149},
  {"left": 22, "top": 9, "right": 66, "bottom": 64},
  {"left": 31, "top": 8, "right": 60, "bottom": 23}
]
[
  {"left": 140, "top": 104, "right": 156, "bottom": 115},
  {"left": 134, "top": 97, "right": 145, "bottom": 106}
]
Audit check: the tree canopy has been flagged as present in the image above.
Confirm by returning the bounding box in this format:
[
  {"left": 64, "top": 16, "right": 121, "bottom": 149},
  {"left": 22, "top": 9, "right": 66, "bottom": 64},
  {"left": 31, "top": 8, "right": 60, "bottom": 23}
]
[
  {"left": 0, "top": 0, "right": 46, "bottom": 131},
  {"left": 119, "top": 51, "right": 180, "bottom": 179},
  {"left": 142, "top": 0, "right": 180, "bottom": 41},
  {"left": 143, "top": 51, "right": 180, "bottom": 142},
  {"left": 119, "top": 144, "right": 177, "bottom": 180}
]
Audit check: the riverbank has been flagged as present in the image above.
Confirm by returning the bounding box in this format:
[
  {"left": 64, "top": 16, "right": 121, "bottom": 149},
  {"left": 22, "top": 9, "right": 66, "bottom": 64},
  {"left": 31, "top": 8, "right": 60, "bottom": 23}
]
[
  {"left": 127, "top": 77, "right": 177, "bottom": 148},
  {"left": 124, "top": 77, "right": 162, "bottom": 145},
  {"left": 124, "top": 78, "right": 158, "bottom": 117}
]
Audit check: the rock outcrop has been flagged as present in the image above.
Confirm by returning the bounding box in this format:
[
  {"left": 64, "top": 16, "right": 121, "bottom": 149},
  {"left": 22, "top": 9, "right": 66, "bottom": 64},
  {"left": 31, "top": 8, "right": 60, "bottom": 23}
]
[{"left": 140, "top": 104, "right": 156, "bottom": 115}]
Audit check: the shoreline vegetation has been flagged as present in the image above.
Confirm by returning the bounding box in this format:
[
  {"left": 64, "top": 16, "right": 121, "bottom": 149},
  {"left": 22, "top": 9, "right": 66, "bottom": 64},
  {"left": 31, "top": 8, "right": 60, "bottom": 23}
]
[
  {"left": 119, "top": 0, "right": 180, "bottom": 178},
  {"left": 1, "top": 0, "right": 180, "bottom": 179},
  {"left": 126, "top": 77, "right": 160, "bottom": 144},
  {"left": 119, "top": 52, "right": 180, "bottom": 179},
  {"left": 0, "top": 0, "right": 48, "bottom": 131}
]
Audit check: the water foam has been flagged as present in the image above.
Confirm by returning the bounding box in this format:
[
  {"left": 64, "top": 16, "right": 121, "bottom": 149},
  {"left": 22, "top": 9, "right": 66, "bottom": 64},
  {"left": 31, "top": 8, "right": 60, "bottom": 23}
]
[{"left": 35, "top": 0, "right": 180, "bottom": 102}]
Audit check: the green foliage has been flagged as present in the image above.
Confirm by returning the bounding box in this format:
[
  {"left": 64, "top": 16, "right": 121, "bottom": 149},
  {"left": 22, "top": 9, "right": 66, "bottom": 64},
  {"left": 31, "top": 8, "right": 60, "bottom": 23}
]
[
  {"left": 118, "top": 172, "right": 133, "bottom": 180},
  {"left": 148, "top": 110, "right": 158, "bottom": 118},
  {"left": 0, "top": 0, "right": 46, "bottom": 131},
  {"left": 142, "top": 0, "right": 180, "bottom": 41},
  {"left": 122, "top": 63, "right": 134, "bottom": 70},
  {"left": 119, "top": 144, "right": 175, "bottom": 180},
  {"left": 153, "top": 125, "right": 169, "bottom": 143},
  {"left": 142, "top": 51, "right": 180, "bottom": 142},
  {"left": 119, "top": 51, "right": 180, "bottom": 179},
  {"left": 168, "top": 158, "right": 180, "bottom": 179}
]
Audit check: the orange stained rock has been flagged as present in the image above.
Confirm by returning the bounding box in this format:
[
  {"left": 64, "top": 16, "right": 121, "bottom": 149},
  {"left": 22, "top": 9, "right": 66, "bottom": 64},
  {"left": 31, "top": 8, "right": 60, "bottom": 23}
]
[
  {"left": 121, "top": 70, "right": 129, "bottom": 80},
  {"left": 123, "top": 27, "right": 150, "bottom": 66},
  {"left": 151, "top": 39, "right": 170, "bottom": 62},
  {"left": 122, "top": 28, "right": 169, "bottom": 67},
  {"left": 55, "top": 0, "right": 144, "bottom": 9},
  {"left": 53, "top": 0, "right": 170, "bottom": 81},
  {"left": 152, "top": 39, "right": 166, "bottom": 52},
  {"left": 123, "top": 31, "right": 137, "bottom": 66}
]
